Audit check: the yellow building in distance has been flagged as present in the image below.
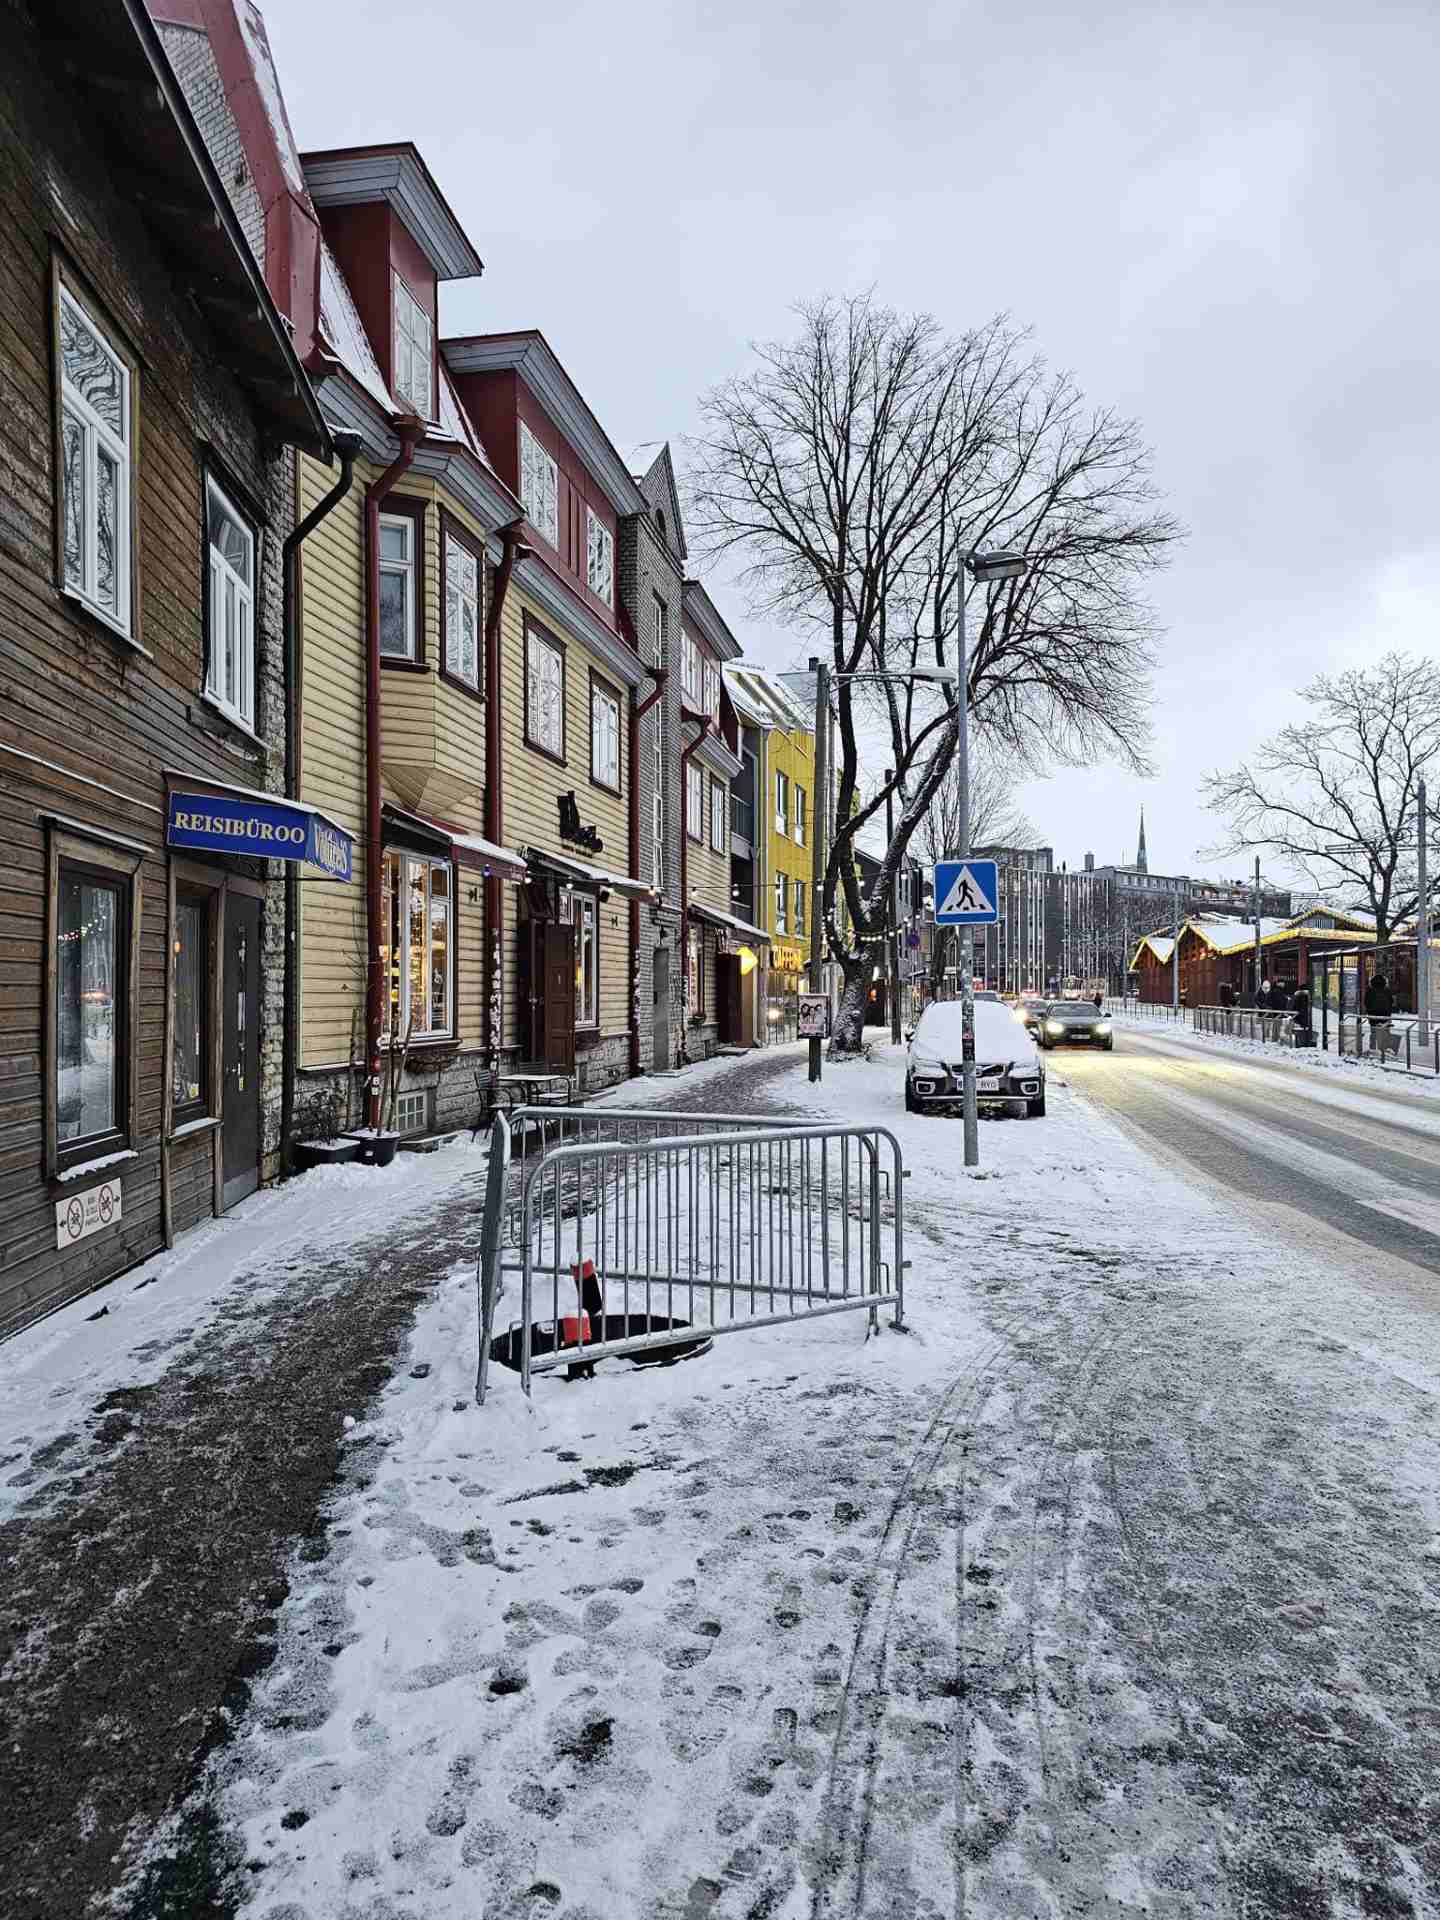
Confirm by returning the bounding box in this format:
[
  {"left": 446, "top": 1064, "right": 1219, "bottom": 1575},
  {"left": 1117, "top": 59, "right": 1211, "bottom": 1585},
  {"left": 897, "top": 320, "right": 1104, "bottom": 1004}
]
[{"left": 723, "top": 665, "right": 815, "bottom": 1011}]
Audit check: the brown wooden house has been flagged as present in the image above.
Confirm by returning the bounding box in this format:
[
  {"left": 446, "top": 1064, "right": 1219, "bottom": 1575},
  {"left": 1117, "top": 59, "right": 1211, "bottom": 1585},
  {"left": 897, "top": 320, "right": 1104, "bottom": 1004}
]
[{"left": 0, "top": 0, "right": 328, "bottom": 1336}]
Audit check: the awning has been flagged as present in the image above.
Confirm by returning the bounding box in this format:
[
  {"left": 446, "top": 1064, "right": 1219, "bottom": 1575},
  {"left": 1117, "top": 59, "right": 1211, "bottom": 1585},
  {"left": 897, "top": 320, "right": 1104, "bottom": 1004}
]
[
  {"left": 528, "top": 848, "right": 658, "bottom": 903},
  {"left": 449, "top": 832, "right": 530, "bottom": 882},
  {"left": 382, "top": 805, "right": 528, "bottom": 881},
  {"left": 689, "top": 902, "right": 772, "bottom": 945},
  {"left": 166, "top": 778, "right": 353, "bottom": 881}
]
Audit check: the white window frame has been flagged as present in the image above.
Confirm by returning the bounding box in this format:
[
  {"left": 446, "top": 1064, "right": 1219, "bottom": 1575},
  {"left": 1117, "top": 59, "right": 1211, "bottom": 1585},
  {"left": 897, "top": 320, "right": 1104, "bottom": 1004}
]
[
  {"left": 681, "top": 633, "right": 700, "bottom": 707},
  {"left": 519, "top": 421, "right": 558, "bottom": 546},
  {"left": 392, "top": 274, "right": 433, "bottom": 417},
  {"left": 526, "top": 624, "right": 565, "bottom": 758},
  {"left": 591, "top": 679, "right": 621, "bottom": 791},
  {"left": 586, "top": 507, "right": 614, "bottom": 606},
  {"left": 382, "top": 850, "right": 453, "bottom": 1040},
  {"left": 379, "top": 512, "right": 417, "bottom": 660},
  {"left": 203, "top": 476, "right": 256, "bottom": 729},
  {"left": 57, "top": 284, "right": 132, "bottom": 637},
  {"left": 686, "top": 761, "right": 703, "bottom": 841},
  {"left": 794, "top": 879, "right": 806, "bottom": 936},
  {"left": 775, "top": 770, "right": 789, "bottom": 835},
  {"left": 794, "top": 785, "right": 806, "bottom": 846},
  {"left": 710, "top": 777, "right": 726, "bottom": 853},
  {"left": 575, "top": 892, "right": 598, "bottom": 1029},
  {"left": 774, "top": 872, "right": 788, "bottom": 935},
  {"left": 443, "top": 523, "right": 481, "bottom": 690},
  {"left": 702, "top": 659, "right": 719, "bottom": 719}
]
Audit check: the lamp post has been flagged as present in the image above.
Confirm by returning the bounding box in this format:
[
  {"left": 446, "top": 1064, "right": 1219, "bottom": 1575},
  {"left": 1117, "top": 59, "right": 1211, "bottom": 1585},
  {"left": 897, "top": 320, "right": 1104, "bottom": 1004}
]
[{"left": 885, "top": 771, "right": 902, "bottom": 1044}]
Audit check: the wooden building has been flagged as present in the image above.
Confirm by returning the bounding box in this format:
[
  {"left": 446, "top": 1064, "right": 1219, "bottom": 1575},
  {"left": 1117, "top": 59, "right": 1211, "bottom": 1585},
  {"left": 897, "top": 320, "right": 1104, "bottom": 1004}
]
[
  {"left": 0, "top": 0, "right": 329, "bottom": 1335},
  {"left": 1135, "top": 910, "right": 1378, "bottom": 1009}
]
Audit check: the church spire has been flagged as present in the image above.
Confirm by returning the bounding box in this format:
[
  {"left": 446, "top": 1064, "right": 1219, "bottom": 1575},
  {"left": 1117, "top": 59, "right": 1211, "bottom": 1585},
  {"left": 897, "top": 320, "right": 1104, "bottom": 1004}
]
[{"left": 1136, "top": 807, "right": 1148, "bottom": 874}]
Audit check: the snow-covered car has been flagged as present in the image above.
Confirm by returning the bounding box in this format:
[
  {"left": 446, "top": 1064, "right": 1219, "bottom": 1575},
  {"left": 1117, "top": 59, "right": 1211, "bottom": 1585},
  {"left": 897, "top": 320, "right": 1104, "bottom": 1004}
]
[
  {"left": 905, "top": 1000, "right": 1046, "bottom": 1117},
  {"left": 1039, "top": 1003, "right": 1114, "bottom": 1050}
]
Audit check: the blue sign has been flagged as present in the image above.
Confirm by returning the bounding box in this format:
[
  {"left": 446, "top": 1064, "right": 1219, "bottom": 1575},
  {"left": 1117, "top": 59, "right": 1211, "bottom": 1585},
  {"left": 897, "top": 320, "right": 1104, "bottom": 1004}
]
[
  {"left": 934, "top": 859, "right": 999, "bottom": 925},
  {"left": 167, "top": 791, "right": 353, "bottom": 882}
]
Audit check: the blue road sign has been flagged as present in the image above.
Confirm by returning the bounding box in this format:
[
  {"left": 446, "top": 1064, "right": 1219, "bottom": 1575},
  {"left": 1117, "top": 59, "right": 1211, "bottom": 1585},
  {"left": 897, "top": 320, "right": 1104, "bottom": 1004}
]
[{"left": 933, "top": 859, "right": 999, "bottom": 925}]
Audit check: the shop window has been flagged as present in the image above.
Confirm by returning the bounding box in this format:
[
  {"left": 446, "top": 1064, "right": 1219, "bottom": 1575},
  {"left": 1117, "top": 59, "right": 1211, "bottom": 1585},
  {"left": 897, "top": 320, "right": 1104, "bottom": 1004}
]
[
  {"left": 710, "top": 777, "right": 726, "bottom": 852},
  {"left": 392, "top": 274, "right": 433, "bottom": 416},
  {"left": 204, "top": 477, "right": 256, "bottom": 728},
  {"left": 686, "top": 761, "right": 703, "bottom": 841},
  {"left": 591, "top": 678, "right": 620, "bottom": 791},
  {"left": 575, "top": 893, "right": 598, "bottom": 1028},
  {"left": 379, "top": 513, "right": 417, "bottom": 659},
  {"left": 48, "top": 829, "right": 141, "bottom": 1174},
  {"left": 520, "top": 421, "right": 558, "bottom": 546},
  {"left": 586, "top": 508, "right": 614, "bottom": 606},
  {"left": 526, "top": 623, "right": 565, "bottom": 758},
  {"left": 443, "top": 520, "right": 481, "bottom": 690},
  {"left": 56, "top": 280, "right": 133, "bottom": 637},
  {"left": 382, "top": 851, "right": 452, "bottom": 1038},
  {"left": 688, "top": 925, "right": 701, "bottom": 1015},
  {"left": 172, "top": 893, "right": 210, "bottom": 1123}
]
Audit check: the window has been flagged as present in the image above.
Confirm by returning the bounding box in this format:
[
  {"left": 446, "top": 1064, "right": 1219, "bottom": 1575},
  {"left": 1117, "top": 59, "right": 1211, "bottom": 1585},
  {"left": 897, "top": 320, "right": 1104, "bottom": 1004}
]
[
  {"left": 204, "top": 478, "right": 256, "bottom": 727},
  {"left": 681, "top": 633, "right": 700, "bottom": 707},
  {"left": 382, "top": 852, "right": 452, "bottom": 1038},
  {"left": 710, "top": 777, "right": 726, "bottom": 852},
  {"left": 519, "top": 421, "right": 558, "bottom": 545},
  {"left": 688, "top": 926, "right": 702, "bottom": 1015},
  {"left": 56, "top": 869, "right": 125, "bottom": 1155},
  {"left": 686, "top": 761, "right": 703, "bottom": 840},
  {"left": 702, "top": 659, "right": 719, "bottom": 718},
  {"left": 774, "top": 872, "right": 788, "bottom": 935},
  {"left": 393, "top": 275, "right": 433, "bottom": 416},
  {"left": 651, "top": 598, "right": 666, "bottom": 890},
  {"left": 379, "top": 512, "right": 417, "bottom": 659},
  {"left": 443, "top": 521, "right": 480, "bottom": 690},
  {"left": 794, "top": 880, "right": 807, "bottom": 936},
  {"left": 775, "top": 770, "right": 789, "bottom": 834},
  {"left": 57, "top": 283, "right": 132, "bottom": 635},
  {"left": 576, "top": 893, "right": 598, "bottom": 1028},
  {"left": 794, "top": 786, "right": 806, "bottom": 846},
  {"left": 525, "top": 623, "right": 564, "bottom": 758},
  {"left": 394, "top": 1089, "right": 428, "bottom": 1135},
  {"left": 591, "top": 678, "right": 621, "bottom": 791},
  {"left": 172, "top": 894, "right": 210, "bottom": 1122},
  {"left": 586, "top": 508, "right": 614, "bottom": 606},
  {"left": 653, "top": 788, "right": 665, "bottom": 891}
]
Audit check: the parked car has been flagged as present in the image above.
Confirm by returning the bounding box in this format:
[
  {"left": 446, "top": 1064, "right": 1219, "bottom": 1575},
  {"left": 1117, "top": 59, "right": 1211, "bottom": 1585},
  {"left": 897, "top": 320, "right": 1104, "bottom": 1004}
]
[
  {"left": 905, "top": 1000, "right": 1046, "bottom": 1117},
  {"left": 1038, "top": 1003, "right": 1114, "bottom": 1050}
]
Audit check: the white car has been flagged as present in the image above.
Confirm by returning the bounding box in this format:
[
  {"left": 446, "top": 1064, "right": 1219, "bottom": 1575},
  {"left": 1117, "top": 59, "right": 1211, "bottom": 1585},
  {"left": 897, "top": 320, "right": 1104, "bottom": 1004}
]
[{"left": 905, "top": 999, "right": 1046, "bottom": 1118}]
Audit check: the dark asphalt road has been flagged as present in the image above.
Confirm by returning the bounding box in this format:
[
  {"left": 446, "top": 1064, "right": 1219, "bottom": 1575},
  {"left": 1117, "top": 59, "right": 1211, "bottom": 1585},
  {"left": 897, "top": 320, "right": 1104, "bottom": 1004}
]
[{"left": 1061, "top": 1026, "right": 1440, "bottom": 1292}]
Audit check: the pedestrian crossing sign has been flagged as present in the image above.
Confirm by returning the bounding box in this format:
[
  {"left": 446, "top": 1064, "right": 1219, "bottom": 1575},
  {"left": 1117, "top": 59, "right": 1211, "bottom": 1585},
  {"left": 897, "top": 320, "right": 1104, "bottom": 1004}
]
[{"left": 934, "top": 859, "right": 999, "bottom": 925}]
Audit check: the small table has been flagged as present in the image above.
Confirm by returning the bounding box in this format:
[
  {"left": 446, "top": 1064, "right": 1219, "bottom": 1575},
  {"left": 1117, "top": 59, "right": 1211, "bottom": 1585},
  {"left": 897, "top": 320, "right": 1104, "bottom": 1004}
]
[{"left": 473, "top": 1070, "right": 573, "bottom": 1137}]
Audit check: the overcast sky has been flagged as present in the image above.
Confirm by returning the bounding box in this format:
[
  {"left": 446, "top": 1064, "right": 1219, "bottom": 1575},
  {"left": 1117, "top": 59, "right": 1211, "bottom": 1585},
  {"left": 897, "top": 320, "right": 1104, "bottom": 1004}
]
[{"left": 265, "top": 0, "right": 1439, "bottom": 886}]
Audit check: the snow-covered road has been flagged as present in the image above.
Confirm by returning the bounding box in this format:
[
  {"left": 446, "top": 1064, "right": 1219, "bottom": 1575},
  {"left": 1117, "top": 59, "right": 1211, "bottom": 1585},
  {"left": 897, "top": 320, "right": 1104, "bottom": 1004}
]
[{"left": 98, "top": 1042, "right": 1440, "bottom": 1920}]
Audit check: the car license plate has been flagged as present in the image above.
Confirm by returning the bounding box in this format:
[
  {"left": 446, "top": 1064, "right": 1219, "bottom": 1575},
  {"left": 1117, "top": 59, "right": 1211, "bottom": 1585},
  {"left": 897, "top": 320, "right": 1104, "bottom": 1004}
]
[{"left": 976, "top": 1076, "right": 1001, "bottom": 1092}]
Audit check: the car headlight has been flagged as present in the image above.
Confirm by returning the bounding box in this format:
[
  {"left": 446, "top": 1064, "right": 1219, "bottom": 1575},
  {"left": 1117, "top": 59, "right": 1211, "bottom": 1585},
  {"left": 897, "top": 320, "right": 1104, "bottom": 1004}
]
[
  {"left": 1045, "top": 1020, "right": 1064, "bottom": 1035},
  {"left": 911, "top": 1057, "right": 945, "bottom": 1076},
  {"left": 1095, "top": 1021, "right": 1111, "bottom": 1035}
]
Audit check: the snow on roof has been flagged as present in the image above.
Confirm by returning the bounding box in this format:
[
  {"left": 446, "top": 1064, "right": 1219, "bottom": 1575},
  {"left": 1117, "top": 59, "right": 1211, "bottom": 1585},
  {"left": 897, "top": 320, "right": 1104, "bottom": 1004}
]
[
  {"left": 723, "top": 663, "right": 810, "bottom": 732},
  {"left": 1190, "top": 917, "right": 1292, "bottom": 954},
  {"left": 435, "top": 360, "right": 495, "bottom": 469},
  {"left": 317, "top": 242, "right": 397, "bottom": 413},
  {"left": 1133, "top": 934, "right": 1174, "bottom": 964},
  {"left": 234, "top": 0, "right": 307, "bottom": 197}
]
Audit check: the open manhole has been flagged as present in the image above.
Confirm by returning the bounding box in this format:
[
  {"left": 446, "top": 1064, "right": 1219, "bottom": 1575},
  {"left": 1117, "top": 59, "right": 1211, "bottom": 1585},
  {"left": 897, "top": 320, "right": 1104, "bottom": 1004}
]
[{"left": 489, "top": 1311, "right": 713, "bottom": 1375}]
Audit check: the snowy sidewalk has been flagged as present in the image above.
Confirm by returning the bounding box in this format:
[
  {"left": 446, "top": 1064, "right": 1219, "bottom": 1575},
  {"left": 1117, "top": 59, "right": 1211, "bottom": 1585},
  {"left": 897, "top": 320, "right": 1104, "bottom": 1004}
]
[{"left": 105, "top": 1044, "right": 1440, "bottom": 1918}]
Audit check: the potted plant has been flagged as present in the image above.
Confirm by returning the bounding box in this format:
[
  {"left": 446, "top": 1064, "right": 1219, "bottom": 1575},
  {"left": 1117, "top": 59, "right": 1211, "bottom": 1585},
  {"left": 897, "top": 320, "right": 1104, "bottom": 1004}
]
[
  {"left": 292, "top": 1089, "right": 362, "bottom": 1173},
  {"left": 348, "top": 1014, "right": 412, "bottom": 1166}
]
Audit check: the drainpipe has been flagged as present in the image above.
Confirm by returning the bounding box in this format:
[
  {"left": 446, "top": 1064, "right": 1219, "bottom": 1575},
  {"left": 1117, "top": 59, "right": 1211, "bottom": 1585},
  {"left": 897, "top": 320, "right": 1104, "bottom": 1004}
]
[
  {"left": 678, "top": 715, "right": 714, "bottom": 1063},
  {"left": 483, "top": 521, "right": 528, "bottom": 1071},
  {"left": 364, "top": 417, "right": 425, "bottom": 1126},
  {"left": 629, "top": 663, "right": 668, "bottom": 1075},
  {"left": 280, "top": 427, "right": 360, "bottom": 1177}
]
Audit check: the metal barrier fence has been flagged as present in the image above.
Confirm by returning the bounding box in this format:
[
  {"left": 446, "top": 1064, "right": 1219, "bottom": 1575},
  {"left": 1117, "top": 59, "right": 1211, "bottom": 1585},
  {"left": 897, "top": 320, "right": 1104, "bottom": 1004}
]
[
  {"left": 1192, "top": 1005, "right": 1296, "bottom": 1044},
  {"left": 1105, "top": 997, "right": 1183, "bottom": 1021},
  {"left": 476, "top": 1106, "right": 906, "bottom": 1399}
]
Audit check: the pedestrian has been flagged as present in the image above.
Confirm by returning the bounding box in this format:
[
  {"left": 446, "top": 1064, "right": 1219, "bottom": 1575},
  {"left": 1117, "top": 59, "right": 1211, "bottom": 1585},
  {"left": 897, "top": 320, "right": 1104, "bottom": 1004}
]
[
  {"left": 1364, "top": 970, "right": 1394, "bottom": 1055},
  {"left": 1291, "top": 984, "right": 1311, "bottom": 1030},
  {"left": 1272, "top": 981, "right": 1292, "bottom": 1012},
  {"left": 1218, "top": 981, "right": 1234, "bottom": 1008},
  {"left": 1092, "top": 990, "right": 1103, "bottom": 1012}
]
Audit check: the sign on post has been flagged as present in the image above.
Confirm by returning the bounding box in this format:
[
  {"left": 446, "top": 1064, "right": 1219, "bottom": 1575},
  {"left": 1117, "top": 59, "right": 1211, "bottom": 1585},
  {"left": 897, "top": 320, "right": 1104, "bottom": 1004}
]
[
  {"left": 797, "top": 993, "right": 830, "bottom": 1039},
  {"left": 933, "top": 859, "right": 999, "bottom": 926}
]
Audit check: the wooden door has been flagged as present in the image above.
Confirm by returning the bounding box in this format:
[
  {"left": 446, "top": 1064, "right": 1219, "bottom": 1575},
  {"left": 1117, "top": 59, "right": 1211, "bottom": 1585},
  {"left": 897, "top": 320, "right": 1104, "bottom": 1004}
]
[
  {"left": 652, "top": 947, "right": 671, "bottom": 1069},
  {"left": 716, "top": 953, "right": 742, "bottom": 1044},
  {"left": 221, "top": 893, "right": 261, "bottom": 1210},
  {"left": 542, "top": 923, "right": 576, "bottom": 1073}
]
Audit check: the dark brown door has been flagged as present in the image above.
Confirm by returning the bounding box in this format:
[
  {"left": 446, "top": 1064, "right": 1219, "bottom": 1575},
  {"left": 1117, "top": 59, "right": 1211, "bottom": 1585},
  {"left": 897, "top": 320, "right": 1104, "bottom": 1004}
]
[
  {"left": 543, "top": 923, "right": 576, "bottom": 1073},
  {"left": 652, "top": 946, "right": 671, "bottom": 1068},
  {"left": 716, "top": 953, "right": 741, "bottom": 1044},
  {"left": 222, "top": 892, "right": 261, "bottom": 1210}
]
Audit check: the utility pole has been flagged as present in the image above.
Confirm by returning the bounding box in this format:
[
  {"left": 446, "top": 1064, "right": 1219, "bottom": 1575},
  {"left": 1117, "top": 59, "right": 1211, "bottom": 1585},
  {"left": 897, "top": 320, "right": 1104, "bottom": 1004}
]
[
  {"left": 808, "top": 659, "right": 829, "bottom": 1083},
  {"left": 957, "top": 580, "right": 979, "bottom": 1168},
  {"left": 1253, "top": 854, "right": 1263, "bottom": 1003},
  {"left": 1171, "top": 887, "right": 1180, "bottom": 1011},
  {"left": 1418, "top": 775, "right": 1430, "bottom": 1047},
  {"left": 885, "top": 772, "right": 902, "bottom": 1044}
]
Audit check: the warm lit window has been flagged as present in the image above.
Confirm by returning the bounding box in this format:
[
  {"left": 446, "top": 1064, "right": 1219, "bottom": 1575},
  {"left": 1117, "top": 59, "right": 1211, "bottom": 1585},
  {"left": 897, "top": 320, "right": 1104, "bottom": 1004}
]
[
  {"left": 379, "top": 513, "right": 416, "bottom": 659},
  {"left": 774, "top": 872, "right": 788, "bottom": 934},
  {"left": 392, "top": 275, "right": 433, "bottom": 416},
  {"left": 681, "top": 633, "right": 700, "bottom": 707},
  {"left": 172, "top": 894, "right": 210, "bottom": 1122},
  {"left": 710, "top": 777, "right": 725, "bottom": 853},
  {"left": 205, "top": 478, "right": 256, "bottom": 727},
  {"left": 586, "top": 508, "right": 614, "bottom": 606},
  {"left": 57, "top": 283, "right": 131, "bottom": 635},
  {"left": 775, "top": 770, "right": 789, "bottom": 834},
  {"left": 794, "top": 786, "right": 806, "bottom": 846},
  {"left": 526, "top": 625, "right": 564, "bottom": 757},
  {"left": 591, "top": 680, "right": 620, "bottom": 791},
  {"left": 686, "top": 761, "right": 703, "bottom": 840},
  {"left": 794, "top": 880, "right": 806, "bottom": 936},
  {"left": 519, "top": 421, "right": 558, "bottom": 545},
  {"left": 443, "top": 524, "right": 480, "bottom": 689},
  {"left": 575, "top": 893, "right": 598, "bottom": 1028},
  {"left": 382, "top": 851, "right": 452, "bottom": 1038}
]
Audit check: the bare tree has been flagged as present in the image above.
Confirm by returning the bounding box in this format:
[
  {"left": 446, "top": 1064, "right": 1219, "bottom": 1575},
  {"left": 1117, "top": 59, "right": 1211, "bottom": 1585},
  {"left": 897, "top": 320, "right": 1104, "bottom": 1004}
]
[
  {"left": 1203, "top": 652, "right": 1440, "bottom": 942},
  {"left": 912, "top": 742, "right": 1037, "bottom": 996},
  {"left": 688, "top": 293, "right": 1180, "bottom": 1052}
]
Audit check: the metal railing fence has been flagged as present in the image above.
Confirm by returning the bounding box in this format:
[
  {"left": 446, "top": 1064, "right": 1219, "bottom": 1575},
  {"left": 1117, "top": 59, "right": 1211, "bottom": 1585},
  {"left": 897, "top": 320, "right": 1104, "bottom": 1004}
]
[{"left": 1104, "top": 996, "right": 1183, "bottom": 1022}]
